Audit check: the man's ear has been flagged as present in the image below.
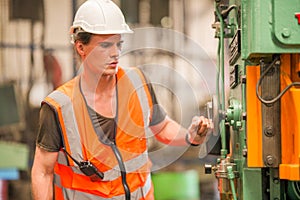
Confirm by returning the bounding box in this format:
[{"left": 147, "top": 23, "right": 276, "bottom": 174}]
[{"left": 75, "top": 42, "right": 85, "bottom": 56}]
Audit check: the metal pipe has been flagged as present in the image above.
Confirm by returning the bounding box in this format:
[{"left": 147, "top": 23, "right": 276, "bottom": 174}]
[
  {"left": 0, "top": 42, "right": 71, "bottom": 51},
  {"left": 215, "top": 1, "right": 227, "bottom": 157},
  {"left": 227, "top": 166, "right": 238, "bottom": 200}
]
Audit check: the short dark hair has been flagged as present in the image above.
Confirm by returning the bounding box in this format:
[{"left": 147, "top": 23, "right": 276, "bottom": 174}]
[{"left": 73, "top": 29, "right": 93, "bottom": 44}]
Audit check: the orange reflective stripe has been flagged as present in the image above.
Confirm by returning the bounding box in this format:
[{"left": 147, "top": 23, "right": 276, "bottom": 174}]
[
  {"left": 56, "top": 149, "right": 150, "bottom": 181},
  {"left": 54, "top": 169, "right": 153, "bottom": 199}
]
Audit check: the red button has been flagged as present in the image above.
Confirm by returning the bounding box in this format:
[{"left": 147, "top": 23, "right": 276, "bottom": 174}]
[{"left": 296, "top": 13, "right": 300, "bottom": 24}]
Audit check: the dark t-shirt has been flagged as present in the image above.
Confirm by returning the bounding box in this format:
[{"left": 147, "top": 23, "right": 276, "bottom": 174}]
[{"left": 36, "top": 77, "right": 166, "bottom": 152}]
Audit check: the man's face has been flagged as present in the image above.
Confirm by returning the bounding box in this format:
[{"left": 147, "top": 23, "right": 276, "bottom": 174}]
[{"left": 81, "top": 34, "right": 123, "bottom": 76}]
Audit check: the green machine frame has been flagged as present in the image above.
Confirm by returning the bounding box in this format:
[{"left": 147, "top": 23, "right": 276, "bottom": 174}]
[{"left": 207, "top": 0, "right": 300, "bottom": 199}]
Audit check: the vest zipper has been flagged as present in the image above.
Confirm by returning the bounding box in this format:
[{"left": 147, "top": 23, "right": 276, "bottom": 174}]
[{"left": 111, "top": 142, "right": 131, "bottom": 200}]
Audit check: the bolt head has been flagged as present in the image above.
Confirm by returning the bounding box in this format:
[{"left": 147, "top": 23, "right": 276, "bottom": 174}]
[{"left": 282, "top": 28, "right": 291, "bottom": 38}]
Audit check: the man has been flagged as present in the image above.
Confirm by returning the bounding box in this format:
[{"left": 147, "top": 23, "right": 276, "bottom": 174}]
[{"left": 31, "top": 0, "right": 211, "bottom": 199}]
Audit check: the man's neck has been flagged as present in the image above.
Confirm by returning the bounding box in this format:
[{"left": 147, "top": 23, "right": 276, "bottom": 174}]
[{"left": 81, "top": 72, "right": 116, "bottom": 95}]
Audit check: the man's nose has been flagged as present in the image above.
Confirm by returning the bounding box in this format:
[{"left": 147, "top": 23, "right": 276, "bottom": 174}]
[{"left": 110, "top": 44, "right": 120, "bottom": 58}]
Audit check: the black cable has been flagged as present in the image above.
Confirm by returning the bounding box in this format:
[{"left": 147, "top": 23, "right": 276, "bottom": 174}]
[
  {"left": 110, "top": 80, "right": 131, "bottom": 200},
  {"left": 256, "top": 57, "right": 300, "bottom": 104},
  {"left": 62, "top": 147, "right": 81, "bottom": 166},
  {"left": 111, "top": 143, "right": 131, "bottom": 200}
]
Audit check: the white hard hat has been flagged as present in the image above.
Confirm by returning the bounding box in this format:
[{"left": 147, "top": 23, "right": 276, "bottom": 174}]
[{"left": 70, "top": 0, "right": 133, "bottom": 35}]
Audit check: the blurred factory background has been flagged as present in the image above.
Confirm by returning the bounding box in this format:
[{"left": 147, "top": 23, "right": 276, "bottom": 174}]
[{"left": 0, "top": 0, "right": 226, "bottom": 199}]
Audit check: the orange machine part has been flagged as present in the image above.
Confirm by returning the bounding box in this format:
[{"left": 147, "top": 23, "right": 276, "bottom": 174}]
[
  {"left": 246, "top": 55, "right": 300, "bottom": 179},
  {"left": 246, "top": 66, "right": 263, "bottom": 167},
  {"left": 279, "top": 54, "right": 300, "bottom": 181}
]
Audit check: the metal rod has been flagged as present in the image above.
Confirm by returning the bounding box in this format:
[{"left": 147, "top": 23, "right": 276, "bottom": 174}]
[{"left": 215, "top": 1, "right": 228, "bottom": 157}]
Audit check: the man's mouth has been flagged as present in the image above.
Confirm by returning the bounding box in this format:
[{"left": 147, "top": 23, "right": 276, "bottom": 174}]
[{"left": 107, "top": 61, "right": 118, "bottom": 67}]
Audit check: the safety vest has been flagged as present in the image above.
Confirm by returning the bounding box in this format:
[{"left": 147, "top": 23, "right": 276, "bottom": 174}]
[{"left": 43, "top": 67, "right": 155, "bottom": 200}]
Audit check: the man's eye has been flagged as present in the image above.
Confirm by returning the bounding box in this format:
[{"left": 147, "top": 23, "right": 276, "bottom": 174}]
[
  {"left": 117, "top": 41, "right": 124, "bottom": 49},
  {"left": 100, "top": 43, "right": 112, "bottom": 48}
]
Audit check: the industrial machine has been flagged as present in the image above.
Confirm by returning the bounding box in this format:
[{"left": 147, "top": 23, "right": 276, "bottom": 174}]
[{"left": 204, "top": 0, "right": 300, "bottom": 199}]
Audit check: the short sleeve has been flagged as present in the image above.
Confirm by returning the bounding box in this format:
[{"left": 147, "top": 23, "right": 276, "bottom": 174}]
[{"left": 36, "top": 103, "right": 63, "bottom": 152}]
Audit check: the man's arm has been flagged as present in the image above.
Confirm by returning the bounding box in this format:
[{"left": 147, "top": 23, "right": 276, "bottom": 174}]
[
  {"left": 150, "top": 115, "right": 211, "bottom": 146},
  {"left": 31, "top": 146, "right": 58, "bottom": 200}
]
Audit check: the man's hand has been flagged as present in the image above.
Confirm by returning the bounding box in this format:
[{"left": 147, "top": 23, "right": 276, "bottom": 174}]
[{"left": 187, "top": 116, "right": 212, "bottom": 145}]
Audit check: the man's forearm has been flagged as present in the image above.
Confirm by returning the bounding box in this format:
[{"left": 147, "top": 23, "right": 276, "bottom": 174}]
[
  {"left": 31, "top": 146, "right": 58, "bottom": 200},
  {"left": 31, "top": 172, "right": 54, "bottom": 200},
  {"left": 151, "top": 116, "right": 188, "bottom": 146}
]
